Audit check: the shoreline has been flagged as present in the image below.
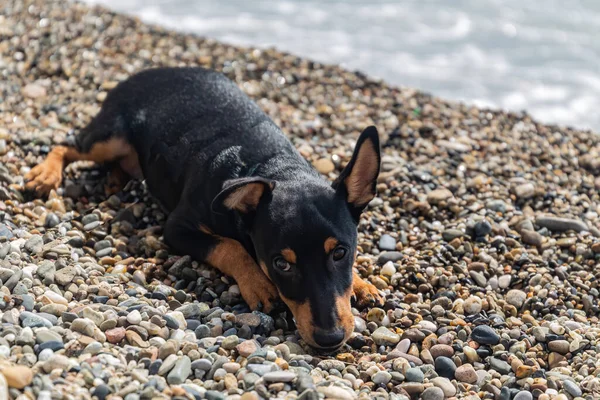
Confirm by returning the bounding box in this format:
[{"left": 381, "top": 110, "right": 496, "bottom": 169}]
[{"left": 1, "top": 0, "right": 600, "bottom": 399}]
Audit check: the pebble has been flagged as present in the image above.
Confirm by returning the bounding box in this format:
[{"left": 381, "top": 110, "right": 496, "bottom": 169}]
[
  {"left": 454, "top": 364, "right": 477, "bottom": 384},
  {"left": 405, "top": 367, "right": 424, "bottom": 383},
  {"left": 380, "top": 261, "right": 396, "bottom": 277},
  {"left": 563, "top": 380, "right": 582, "bottom": 397},
  {"left": 372, "top": 371, "right": 392, "bottom": 385},
  {"left": 471, "top": 325, "right": 500, "bottom": 345},
  {"left": 22, "top": 83, "right": 47, "bottom": 98},
  {"left": 378, "top": 234, "right": 396, "bottom": 251},
  {"left": 514, "top": 391, "right": 533, "bottom": 400},
  {"left": 435, "top": 357, "right": 457, "bottom": 379},
  {"left": 127, "top": 310, "right": 142, "bottom": 325},
  {"left": 430, "top": 344, "right": 454, "bottom": 358},
  {"left": 71, "top": 318, "right": 95, "bottom": 337},
  {"left": 313, "top": 158, "right": 334, "bottom": 174},
  {"left": 55, "top": 266, "right": 77, "bottom": 286},
  {"left": 489, "top": 357, "right": 511, "bottom": 374},
  {"left": 521, "top": 230, "right": 543, "bottom": 246},
  {"left": 221, "top": 335, "right": 239, "bottom": 350},
  {"left": 167, "top": 356, "right": 192, "bottom": 385},
  {"left": 236, "top": 340, "right": 260, "bottom": 357},
  {"left": 421, "top": 387, "right": 445, "bottom": 400},
  {"left": 1, "top": 366, "right": 33, "bottom": 389},
  {"left": 506, "top": 289, "right": 527, "bottom": 308},
  {"left": 317, "top": 386, "right": 355, "bottom": 400},
  {"left": 263, "top": 371, "right": 296, "bottom": 383},
  {"left": 515, "top": 183, "right": 535, "bottom": 199},
  {"left": 371, "top": 327, "right": 400, "bottom": 345},
  {"left": 548, "top": 340, "right": 570, "bottom": 355},
  {"left": 536, "top": 216, "right": 589, "bottom": 233},
  {"left": 431, "top": 377, "right": 456, "bottom": 397},
  {"left": 427, "top": 188, "right": 453, "bottom": 204},
  {"left": 106, "top": 328, "right": 126, "bottom": 344},
  {"left": 463, "top": 296, "right": 482, "bottom": 315}
]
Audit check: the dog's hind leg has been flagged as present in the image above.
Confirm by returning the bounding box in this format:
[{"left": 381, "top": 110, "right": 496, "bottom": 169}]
[
  {"left": 25, "top": 114, "right": 140, "bottom": 196},
  {"left": 104, "top": 163, "right": 130, "bottom": 196}
]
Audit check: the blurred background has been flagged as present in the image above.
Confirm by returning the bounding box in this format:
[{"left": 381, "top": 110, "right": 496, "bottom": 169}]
[{"left": 80, "top": 0, "right": 600, "bottom": 132}]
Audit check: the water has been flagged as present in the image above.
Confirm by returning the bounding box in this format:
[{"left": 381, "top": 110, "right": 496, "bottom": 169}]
[{"left": 81, "top": 0, "right": 600, "bottom": 131}]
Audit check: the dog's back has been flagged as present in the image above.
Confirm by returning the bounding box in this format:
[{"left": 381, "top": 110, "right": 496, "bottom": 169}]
[{"left": 78, "top": 67, "right": 305, "bottom": 211}]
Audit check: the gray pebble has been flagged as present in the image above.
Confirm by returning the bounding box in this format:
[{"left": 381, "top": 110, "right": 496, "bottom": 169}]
[
  {"left": 167, "top": 356, "right": 192, "bottom": 385},
  {"left": 378, "top": 234, "right": 396, "bottom": 250}
]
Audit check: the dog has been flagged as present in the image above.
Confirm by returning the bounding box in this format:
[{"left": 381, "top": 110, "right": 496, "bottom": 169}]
[{"left": 25, "top": 67, "right": 384, "bottom": 350}]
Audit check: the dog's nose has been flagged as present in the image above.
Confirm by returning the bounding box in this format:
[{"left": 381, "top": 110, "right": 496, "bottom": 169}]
[{"left": 313, "top": 328, "right": 345, "bottom": 349}]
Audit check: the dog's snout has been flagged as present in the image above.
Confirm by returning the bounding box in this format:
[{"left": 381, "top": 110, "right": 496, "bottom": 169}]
[{"left": 313, "top": 328, "right": 345, "bottom": 349}]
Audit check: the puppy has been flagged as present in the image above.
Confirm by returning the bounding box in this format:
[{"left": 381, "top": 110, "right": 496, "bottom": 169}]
[{"left": 26, "top": 67, "right": 383, "bottom": 350}]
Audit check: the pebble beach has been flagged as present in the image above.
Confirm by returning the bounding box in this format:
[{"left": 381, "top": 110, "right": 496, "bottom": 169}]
[{"left": 2, "top": 0, "right": 600, "bottom": 399}]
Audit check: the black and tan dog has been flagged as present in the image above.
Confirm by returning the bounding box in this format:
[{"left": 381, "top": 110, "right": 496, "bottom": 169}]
[{"left": 25, "top": 67, "right": 383, "bottom": 350}]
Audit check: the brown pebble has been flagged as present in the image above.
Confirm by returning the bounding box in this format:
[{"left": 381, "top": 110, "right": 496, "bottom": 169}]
[{"left": 1, "top": 366, "right": 34, "bottom": 389}]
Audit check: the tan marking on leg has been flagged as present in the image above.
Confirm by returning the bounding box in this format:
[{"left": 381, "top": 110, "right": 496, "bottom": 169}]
[
  {"left": 104, "top": 164, "right": 130, "bottom": 196},
  {"left": 25, "top": 146, "right": 69, "bottom": 195},
  {"left": 25, "top": 138, "right": 139, "bottom": 196},
  {"left": 206, "top": 236, "right": 279, "bottom": 311},
  {"left": 259, "top": 261, "right": 271, "bottom": 278},
  {"left": 352, "top": 271, "right": 384, "bottom": 308},
  {"left": 281, "top": 248, "right": 297, "bottom": 264},
  {"left": 198, "top": 224, "right": 213, "bottom": 235},
  {"left": 324, "top": 237, "right": 338, "bottom": 254},
  {"left": 119, "top": 149, "right": 143, "bottom": 180}
]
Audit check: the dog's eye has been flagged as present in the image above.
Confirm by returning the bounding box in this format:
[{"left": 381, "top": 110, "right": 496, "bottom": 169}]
[
  {"left": 273, "top": 256, "right": 292, "bottom": 272},
  {"left": 333, "top": 247, "right": 346, "bottom": 261}
]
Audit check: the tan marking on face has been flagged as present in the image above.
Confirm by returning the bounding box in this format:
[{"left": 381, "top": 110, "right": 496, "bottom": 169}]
[
  {"left": 279, "top": 294, "right": 317, "bottom": 347},
  {"left": 335, "top": 286, "right": 355, "bottom": 343},
  {"left": 223, "top": 183, "right": 265, "bottom": 213},
  {"left": 345, "top": 139, "right": 379, "bottom": 206},
  {"left": 281, "top": 248, "right": 297, "bottom": 264},
  {"left": 280, "top": 288, "right": 354, "bottom": 349},
  {"left": 324, "top": 237, "right": 338, "bottom": 254}
]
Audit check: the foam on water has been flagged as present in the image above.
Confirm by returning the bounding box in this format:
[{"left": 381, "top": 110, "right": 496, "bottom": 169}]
[{"left": 80, "top": 0, "right": 600, "bottom": 131}]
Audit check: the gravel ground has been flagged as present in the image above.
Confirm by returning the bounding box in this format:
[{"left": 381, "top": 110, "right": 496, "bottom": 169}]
[{"left": 2, "top": 1, "right": 600, "bottom": 399}]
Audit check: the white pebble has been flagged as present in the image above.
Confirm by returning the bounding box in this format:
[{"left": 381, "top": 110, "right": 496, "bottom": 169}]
[
  {"left": 380, "top": 261, "right": 396, "bottom": 277},
  {"left": 0, "top": 345, "right": 10, "bottom": 358},
  {"left": 127, "top": 310, "right": 142, "bottom": 325},
  {"left": 38, "top": 349, "right": 54, "bottom": 362}
]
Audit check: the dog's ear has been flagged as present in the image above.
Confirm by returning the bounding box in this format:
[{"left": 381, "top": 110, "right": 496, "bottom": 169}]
[
  {"left": 332, "top": 126, "right": 381, "bottom": 220},
  {"left": 211, "top": 177, "right": 275, "bottom": 215}
]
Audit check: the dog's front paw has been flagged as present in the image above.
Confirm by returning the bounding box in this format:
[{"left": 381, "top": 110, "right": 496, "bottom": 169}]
[
  {"left": 25, "top": 161, "right": 63, "bottom": 196},
  {"left": 352, "top": 273, "right": 384, "bottom": 309},
  {"left": 238, "top": 274, "right": 280, "bottom": 313}
]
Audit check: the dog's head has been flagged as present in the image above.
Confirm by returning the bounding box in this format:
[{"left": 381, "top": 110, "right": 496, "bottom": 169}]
[{"left": 212, "top": 126, "right": 381, "bottom": 350}]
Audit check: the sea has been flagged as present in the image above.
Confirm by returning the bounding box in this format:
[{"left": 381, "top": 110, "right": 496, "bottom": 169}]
[{"left": 80, "top": 0, "right": 600, "bottom": 132}]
